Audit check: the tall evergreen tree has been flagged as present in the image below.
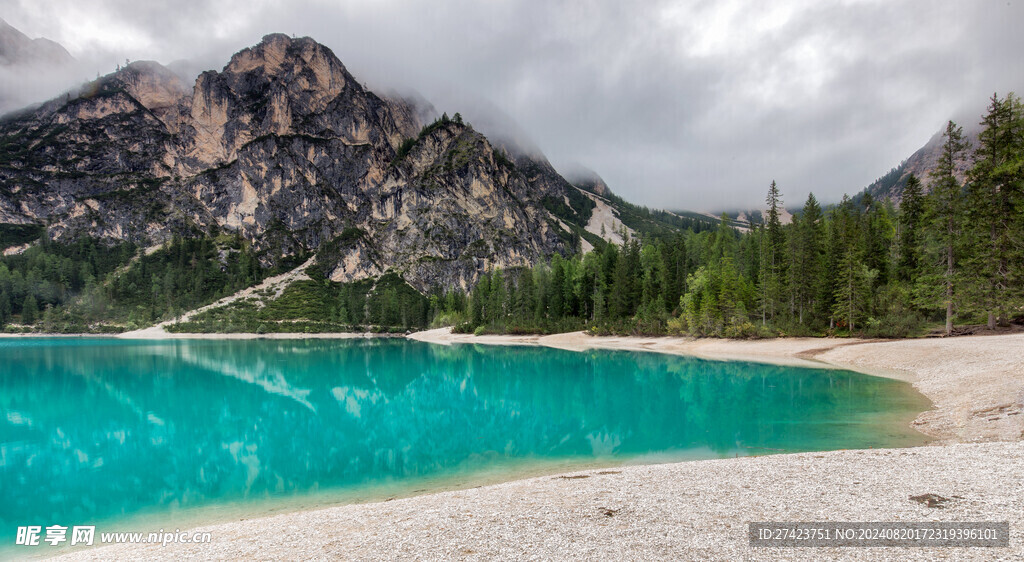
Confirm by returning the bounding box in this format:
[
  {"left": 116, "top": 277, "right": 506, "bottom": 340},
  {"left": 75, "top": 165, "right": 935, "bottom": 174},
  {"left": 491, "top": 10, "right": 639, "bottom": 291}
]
[
  {"left": 471, "top": 273, "right": 489, "bottom": 326},
  {"left": 860, "top": 193, "right": 891, "bottom": 287},
  {"left": 759, "top": 180, "right": 786, "bottom": 324},
  {"left": 548, "top": 255, "right": 566, "bottom": 319},
  {"left": 663, "top": 234, "right": 688, "bottom": 312},
  {"left": 515, "top": 268, "right": 537, "bottom": 323},
  {"left": 0, "top": 289, "right": 10, "bottom": 326},
  {"left": 22, "top": 294, "right": 38, "bottom": 325},
  {"left": 790, "top": 193, "right": 824, "bottom": 325},
  {"left": 829, "top": 196, "right": 869, "bottom": 331},
  {"left": 608, "top": 239, "right": 639, "bottom": 319},
  {"left": 579, "top": 251, "right": 604, "bottom": 321},
  {"left": 965, "top": 93, "right": 1024, "bottom": 328},
  {"left": 639, "top": 244, "right": 667, "bottom": 322},
  {"left": 896, "top": 174, "right": 925, "bottom": 282},
  {"left": 489, "top": 269, "right": 507, "bottom": 324},
  {"left": 924, "top": 120, "right": 971, "bottom": 335}
]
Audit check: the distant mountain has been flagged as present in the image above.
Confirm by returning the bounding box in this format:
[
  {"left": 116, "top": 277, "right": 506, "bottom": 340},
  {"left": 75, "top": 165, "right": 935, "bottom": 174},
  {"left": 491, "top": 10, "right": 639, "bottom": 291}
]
[
  {"left": 699, "top": 206, "right": 794, "bottom": 229},
  {"left": 0, "top": 34, "right": 649, "bottom": 291},
  {"left": 0, "top": 17, "right": 73, "bottom": 67},
  {"left": 859, "top": 116, "right": 991, "bottom": 204},
  {"left": 564, "top": 166, "right": 614, "bottom": 199},
  {"left": 0, "top": 18, "right": 78, "bottom": 115}
]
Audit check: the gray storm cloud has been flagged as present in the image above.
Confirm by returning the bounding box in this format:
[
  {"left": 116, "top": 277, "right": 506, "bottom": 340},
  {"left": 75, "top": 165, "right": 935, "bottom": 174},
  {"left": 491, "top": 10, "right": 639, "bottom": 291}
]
[{"left": 2, "top": 0, "right": 1021, "bottom": 211}]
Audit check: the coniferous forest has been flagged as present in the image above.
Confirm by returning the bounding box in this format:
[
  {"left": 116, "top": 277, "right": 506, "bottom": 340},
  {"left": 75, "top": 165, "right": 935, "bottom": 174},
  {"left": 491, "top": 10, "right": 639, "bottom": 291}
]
[
  {"left": 1, "top": 93, "right": 1021, "bottom": 337},
  {"left": 437, "top": 93, "right": 1024, "bottom": 338}
]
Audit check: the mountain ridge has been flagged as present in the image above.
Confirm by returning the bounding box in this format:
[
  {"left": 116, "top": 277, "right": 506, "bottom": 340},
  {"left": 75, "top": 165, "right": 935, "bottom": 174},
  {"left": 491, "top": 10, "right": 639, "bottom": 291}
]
[
  {"left": 0, "top": 17, "right": 74, "bottom": 67},
  {"left": 859, "top": 120, "right": 984, "bottom": 204},
  {"left": 0, "top": 33, "right": 619, "bottom": 291}
]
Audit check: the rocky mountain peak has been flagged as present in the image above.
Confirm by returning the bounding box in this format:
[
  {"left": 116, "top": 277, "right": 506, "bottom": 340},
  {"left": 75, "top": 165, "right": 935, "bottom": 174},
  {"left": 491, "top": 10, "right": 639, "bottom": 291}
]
[
  {"left": 182, "top": 33, "right": 403, "bottom": 170},
  {"left": 223, "top": 33, "right": 354, "bottom": 104},
  {"left": 110, "top": 61, "right": 191, "bottom": 113}
]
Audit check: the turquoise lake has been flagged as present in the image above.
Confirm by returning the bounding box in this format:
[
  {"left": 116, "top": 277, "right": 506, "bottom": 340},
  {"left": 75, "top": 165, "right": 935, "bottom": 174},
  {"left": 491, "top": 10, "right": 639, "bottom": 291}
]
[{"left": 0, "top": 337, "right": 928, "bottom": 552}]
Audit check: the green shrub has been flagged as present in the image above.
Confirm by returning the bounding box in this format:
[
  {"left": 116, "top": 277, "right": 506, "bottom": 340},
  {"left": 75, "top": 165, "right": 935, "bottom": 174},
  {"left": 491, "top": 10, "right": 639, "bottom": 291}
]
[
  {"left": 452, "top": 322, "right": 475, "bottom": 334},
  {"left": 859, "top": 311, "right": 926, "bottom": 338}
]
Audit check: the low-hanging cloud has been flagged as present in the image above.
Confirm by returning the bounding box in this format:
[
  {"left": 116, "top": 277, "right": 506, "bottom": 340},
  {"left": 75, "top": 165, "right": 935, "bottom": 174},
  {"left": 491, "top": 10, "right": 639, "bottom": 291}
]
[{"left": 3, "top": 0, "right": 1022, "bottom": 211}]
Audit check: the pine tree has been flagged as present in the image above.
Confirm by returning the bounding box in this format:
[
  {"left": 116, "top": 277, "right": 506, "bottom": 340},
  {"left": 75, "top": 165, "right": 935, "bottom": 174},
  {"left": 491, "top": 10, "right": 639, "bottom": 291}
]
[
  {"left": 924, "top": 120, "right": 971, "bottom": 335},
  {"left": 22, "top": 294, "right": 39, "bottom": 325},
  {"left": 965, "top": 93, "right": 1024, "bottom": 328},
  {"left": 579, "top": 251, "right": 603, "bottom": 321},
  {"left": 562, "top": 257, "right": 579, "bottom": 317},
  {"left": 860, "top": 193, "right": 891, "bottom": 288},
  {"left": 759, "top": 180, "right": 786, "bottom": 324},
  {"left": 638, "top": 244, "right": 667, "bottom": 322},
  {"left": 830, "top": 196, "right": 867, "bottom": 331},
  {"left": 663, "top": 234, "right": 688, "bottom": 311},
  {"left": 790, "top": 193, "right": 824, "bottom": 325},
  {"left": 516, "top": 268, "right": 537, "bottom": 324},
  {"left": 489, "top": 269, "right": 506, "bottom": 325},
  {"left": 608, "top": 243, "right": 632, "bottom": 319},
  {"left": 548, "top": 255, "right": 566, "bottom": 319},
  {"left": 471, "top": 273, "right": 489, "bottom": 326},
  {"left": 0, "top": 289, "right": 10, "bottom": 326},
  {"left": 896, "top": 174, "right": 924, "bottom": 282}
]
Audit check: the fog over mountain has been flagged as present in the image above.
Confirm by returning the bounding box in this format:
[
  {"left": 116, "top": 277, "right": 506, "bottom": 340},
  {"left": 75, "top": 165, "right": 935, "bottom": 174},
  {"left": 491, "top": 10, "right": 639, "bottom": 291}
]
[
  {"left": 0, "top": 17, "right": 79, "bottom": 113},
  {"left": 2, "top": 1, "right": 1022, "bottom": 210}
]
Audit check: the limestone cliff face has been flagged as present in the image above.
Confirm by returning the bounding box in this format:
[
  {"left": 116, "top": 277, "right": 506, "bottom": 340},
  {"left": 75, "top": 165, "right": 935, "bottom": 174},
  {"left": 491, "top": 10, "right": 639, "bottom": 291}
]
[
  {"left": 369, "top": 121, "right": 564, "bottom": 290},
  {"left": 0, "top": 34, "right": 586, "bottom": 291}
]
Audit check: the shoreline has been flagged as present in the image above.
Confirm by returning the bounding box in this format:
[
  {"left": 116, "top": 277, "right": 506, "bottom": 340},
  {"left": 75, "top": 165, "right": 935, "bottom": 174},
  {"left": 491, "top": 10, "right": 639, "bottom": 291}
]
[
  {"left": 0, "top": 329, "right": 404, "bottom": 340},
  {"left": 33, "top": 328, "right": 1024, "bottom": 560}
]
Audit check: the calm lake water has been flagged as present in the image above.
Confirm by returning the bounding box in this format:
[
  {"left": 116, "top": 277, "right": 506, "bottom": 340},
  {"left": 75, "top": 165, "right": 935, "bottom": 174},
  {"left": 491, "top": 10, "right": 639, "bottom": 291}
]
[{"left": 0, "top": 338, "right": 928, "bottom": 553}]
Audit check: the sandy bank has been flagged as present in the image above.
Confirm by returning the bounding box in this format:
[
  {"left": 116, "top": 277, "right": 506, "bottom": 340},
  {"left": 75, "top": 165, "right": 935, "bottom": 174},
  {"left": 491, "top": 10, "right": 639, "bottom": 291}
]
[
  {"left": 0, "top": 328, "right": 400, "bottom": 340},
  {"left": 115, "top": 326, "right": 401, "bottom": 340}
]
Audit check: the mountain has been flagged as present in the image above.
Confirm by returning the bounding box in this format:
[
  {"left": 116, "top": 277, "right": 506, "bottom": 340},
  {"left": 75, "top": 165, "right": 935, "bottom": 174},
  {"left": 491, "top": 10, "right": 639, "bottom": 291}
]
[
  {"left": 565, "top": 166, "right": 614, "bottom": 199},
  {"left": 0, "top": 18, "right": 78, "bottom": 115},
  {"left": 0, "top": 34, "right": 610, "bottom": 291},
  {"left": 859, "top": 120, "right": 985, "bottom": 204},
  {"left": 0, "top": 17, "right": 73, "bottom": 67},
  {"left": 696, "top": 207, "right": 791, "bottom": 230}
]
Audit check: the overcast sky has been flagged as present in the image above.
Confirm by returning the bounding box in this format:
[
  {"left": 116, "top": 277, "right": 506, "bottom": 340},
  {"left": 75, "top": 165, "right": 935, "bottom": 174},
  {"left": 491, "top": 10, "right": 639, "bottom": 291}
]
[{"left": 3, "top": 0, "right": 1022, "bottom": 210}]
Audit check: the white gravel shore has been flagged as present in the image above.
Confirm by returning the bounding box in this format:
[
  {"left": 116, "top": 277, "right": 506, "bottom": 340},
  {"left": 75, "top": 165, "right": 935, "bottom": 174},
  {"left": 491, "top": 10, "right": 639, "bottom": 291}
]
[
  {"left": 55, "top": 442, "right": 1024, "bottom": 561},
  {"left": 53, "top": 331, "right": 1024, "bottom": 561}
]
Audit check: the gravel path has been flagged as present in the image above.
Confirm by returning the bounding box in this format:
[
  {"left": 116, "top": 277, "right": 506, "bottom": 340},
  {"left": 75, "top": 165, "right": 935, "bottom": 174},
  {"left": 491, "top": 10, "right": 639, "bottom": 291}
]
[{"left": 117, "top": 257, "right": 316, "bottom": 338}]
